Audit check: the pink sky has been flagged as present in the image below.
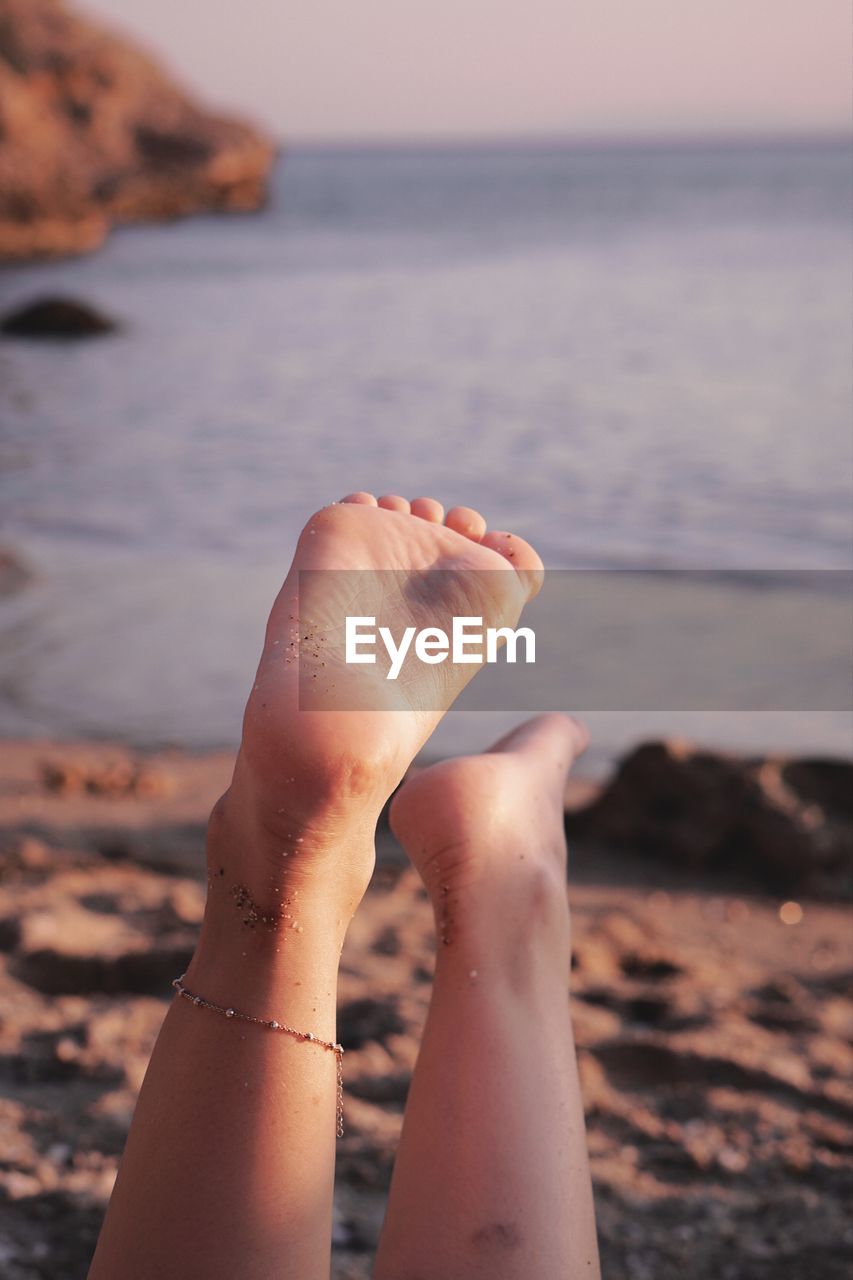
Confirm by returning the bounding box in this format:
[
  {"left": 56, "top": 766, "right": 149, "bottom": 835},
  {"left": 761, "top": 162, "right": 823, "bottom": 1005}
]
[{"left": 83, "top": 0, "right": 851, "bottom": 141}]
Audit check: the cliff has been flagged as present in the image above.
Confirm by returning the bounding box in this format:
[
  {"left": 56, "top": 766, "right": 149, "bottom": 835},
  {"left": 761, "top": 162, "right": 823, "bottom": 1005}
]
[{"left": 0, "top": 0, "right": 275, "bottom": 261}]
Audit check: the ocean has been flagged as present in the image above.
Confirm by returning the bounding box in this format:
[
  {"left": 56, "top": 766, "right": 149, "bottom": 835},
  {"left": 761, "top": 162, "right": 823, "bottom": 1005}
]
[{"left": 0, "top": 139, "right": 851, "bottom": 767}]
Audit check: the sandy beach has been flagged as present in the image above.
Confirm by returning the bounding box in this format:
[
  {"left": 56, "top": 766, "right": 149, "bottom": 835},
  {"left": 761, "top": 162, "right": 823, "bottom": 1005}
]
[
  {"left": 0, "top": 739, "right": 850, "bottom": 1279},
  {"left": 1, "top": 4, "right": 850, "bottom": 1275}
]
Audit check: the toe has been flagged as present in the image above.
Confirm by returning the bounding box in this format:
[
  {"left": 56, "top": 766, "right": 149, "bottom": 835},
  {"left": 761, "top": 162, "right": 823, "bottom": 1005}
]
[
  {"left": 479, "top": 530, "right": 544, "bottom": 599},
  {"left": 378, "top": 494, "right": 411, "bottom": 513},
  {"left": 410, "top": 497, "right": 445, "bottom": 523},
  {"left": 341, "top": 492, "right": 378, "bottom": 506},
  {"left": 488, "top": 713, "right": 589, "bottom": 765},
  {"left": 445, "top": 505, "right": 487, "bottom": 541}
]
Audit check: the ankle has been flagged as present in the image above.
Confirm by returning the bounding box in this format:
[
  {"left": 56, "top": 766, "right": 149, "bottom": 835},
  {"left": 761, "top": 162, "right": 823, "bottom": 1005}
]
[
  {"left": 206, "top": 782, "right": 376, "bottom": 925},
  {"left": 429, "top": 857, "right": 572, "bottom": 978},
  {"left": 195, "top": 875, "right": 355, "bottom": 972}
]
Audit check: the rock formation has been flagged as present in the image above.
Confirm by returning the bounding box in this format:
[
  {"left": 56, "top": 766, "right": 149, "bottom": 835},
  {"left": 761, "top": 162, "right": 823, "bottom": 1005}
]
[
  {"left": 566, "top": 741, "right": 853, "bottom": 900},
  {"left": 0, "top": 0, "right": 274, "bottom": 261},
  {"left": 0, "top": 294, "right": 118, "bottom": 336}
]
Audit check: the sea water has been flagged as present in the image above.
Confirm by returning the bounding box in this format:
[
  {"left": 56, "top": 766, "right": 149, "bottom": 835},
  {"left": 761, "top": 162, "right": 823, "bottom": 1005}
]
[{"left": 0, "top": 140, "right": 850, "bottom": 765}]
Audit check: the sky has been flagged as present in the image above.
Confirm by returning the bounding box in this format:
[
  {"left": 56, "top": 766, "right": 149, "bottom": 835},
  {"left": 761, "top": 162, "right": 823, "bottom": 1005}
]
[{"left": 82, "top": 1, "right": 851, "bottom": 142}]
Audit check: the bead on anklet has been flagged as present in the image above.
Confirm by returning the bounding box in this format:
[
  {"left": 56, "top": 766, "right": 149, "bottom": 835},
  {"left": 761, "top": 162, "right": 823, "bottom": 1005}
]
[{"left": 172, "top": 974, "right": 345, "bottom": 1136}]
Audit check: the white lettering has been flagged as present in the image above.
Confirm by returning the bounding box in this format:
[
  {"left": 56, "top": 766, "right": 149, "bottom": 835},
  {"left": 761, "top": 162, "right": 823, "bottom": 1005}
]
[
  {"left": 344, "top": 616, "right": 536, "bottom": 679},
  {"left": 379, "top": 625, "right": 416, "bottom": 680},
  {"left": 452, "top": 616, "right": 484, "bottom": 664},
  {"left": 485, "top": 626, "right": 535, "bottom": 664},
  {"left": 414, "top": 627, "right": 450, "bottom": 664},
  {"left": 345, "top": 616, "right": 377, "bottom": 664}
]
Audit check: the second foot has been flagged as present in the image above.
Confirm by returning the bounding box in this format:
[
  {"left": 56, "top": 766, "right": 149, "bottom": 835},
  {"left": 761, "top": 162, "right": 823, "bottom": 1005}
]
[{"left": 389, "top": 714, "right": 589, "bottom": 955}]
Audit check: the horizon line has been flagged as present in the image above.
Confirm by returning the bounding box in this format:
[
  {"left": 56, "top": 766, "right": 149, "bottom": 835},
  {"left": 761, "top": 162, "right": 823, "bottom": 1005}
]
[{"left": 275, "top": 127, "right": 853, "bottom": 153}]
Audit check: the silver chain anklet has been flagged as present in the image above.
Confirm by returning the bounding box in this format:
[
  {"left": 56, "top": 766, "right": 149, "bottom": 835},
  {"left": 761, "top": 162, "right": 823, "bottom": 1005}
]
[{"left": 172, "top": 974, "right": 345, "bottom": 1137}]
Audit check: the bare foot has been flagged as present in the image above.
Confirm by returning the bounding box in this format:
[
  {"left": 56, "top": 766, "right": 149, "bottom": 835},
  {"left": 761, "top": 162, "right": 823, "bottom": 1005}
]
[
  {"left": 207, "top": 493, "right": 544, "bottom": 928},
  {"left": 389, "top": 714, "right": 588, "bottom": 958}
]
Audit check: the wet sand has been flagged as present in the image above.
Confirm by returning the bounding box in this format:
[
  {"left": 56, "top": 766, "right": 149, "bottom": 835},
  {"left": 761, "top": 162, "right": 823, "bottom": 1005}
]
[{"left": 0, "top": 741, "right": 851, "bottom": 1278}]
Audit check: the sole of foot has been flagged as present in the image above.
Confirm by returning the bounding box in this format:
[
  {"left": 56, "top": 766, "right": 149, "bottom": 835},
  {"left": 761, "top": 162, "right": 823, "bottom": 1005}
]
[{"left": 210, "top": 495, "right": 546, "bottom": 920}]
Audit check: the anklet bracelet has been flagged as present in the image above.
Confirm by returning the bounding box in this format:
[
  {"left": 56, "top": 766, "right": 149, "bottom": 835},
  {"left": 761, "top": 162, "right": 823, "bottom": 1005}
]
[{"left": 172, "top": 975, "right": 345, "bottom": 1137}]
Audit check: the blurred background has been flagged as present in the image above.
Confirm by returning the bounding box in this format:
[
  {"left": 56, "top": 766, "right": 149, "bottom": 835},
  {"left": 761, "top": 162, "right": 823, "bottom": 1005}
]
[
  {"left": 0, "top": 0, "right": 851, "bottom": 770},
  {"left": 0, "top": 4, "right": 851, "bottom": 1278}
]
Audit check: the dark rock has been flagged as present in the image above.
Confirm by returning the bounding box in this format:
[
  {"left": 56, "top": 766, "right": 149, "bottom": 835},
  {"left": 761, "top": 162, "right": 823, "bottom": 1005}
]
[
  {"left": 781, "top": 759, "right": 853, "bottom": 818},
  {"left": 0, "top": 0, "right": 274, "bottom": 261},
  {"left": 565, "top": 742, "right": 853, "bottom": 900},
  {"left": 0, "top": 296, "right": 117, "bottom": 338}
]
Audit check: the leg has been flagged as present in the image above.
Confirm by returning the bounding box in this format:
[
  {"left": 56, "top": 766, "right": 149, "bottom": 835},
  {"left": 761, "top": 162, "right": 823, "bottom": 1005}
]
[
  {"left": 375, "top": 715, "right": 601, "bottom": 1280},
  {"left": 88, "top": 849, "right": 363, "bottom": 1280},
  {"left": 89, "top": 494, "right": 543, "bottom": 1280}
]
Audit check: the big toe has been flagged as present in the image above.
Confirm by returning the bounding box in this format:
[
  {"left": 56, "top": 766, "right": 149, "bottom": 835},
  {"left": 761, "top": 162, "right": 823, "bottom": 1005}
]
[
  {"left": 480, "top": 530, "right": 544, "bottom": 599},
  {"left": 489, "top": 713, "right": 589, "bottom": 769}
]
